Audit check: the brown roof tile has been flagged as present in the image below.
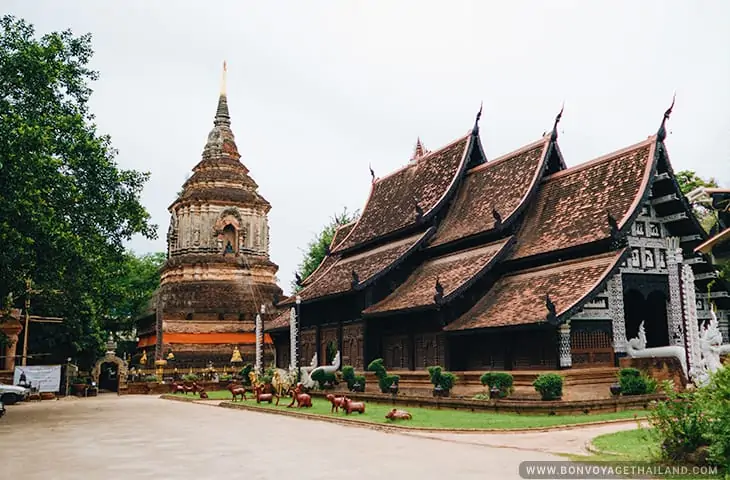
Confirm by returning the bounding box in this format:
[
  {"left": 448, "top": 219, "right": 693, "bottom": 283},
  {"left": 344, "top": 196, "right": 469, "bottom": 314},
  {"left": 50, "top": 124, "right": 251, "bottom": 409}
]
[
  {"left": 334, "top": 134, "right": 472, "bottom": 252},
  {"left": 300, "top": 222, "right": 357, "bottom": 287},
  {"left": 445, "top": 250, "right": 625, "bottom": 331},
  {"left": 430, "top": 137, "right": 550, "bottom": 247},
  {"left": 298, "top": 230, "right": 431, "bottom": 302},
  {"left": 508, "top": 138, "right": 656, "bottom": 261},
  {"left": 265, "top": 308, "right": 292, "bottom": 331},
  {"left": 364, "top": 237, "right": 512, "bottom": 315}
]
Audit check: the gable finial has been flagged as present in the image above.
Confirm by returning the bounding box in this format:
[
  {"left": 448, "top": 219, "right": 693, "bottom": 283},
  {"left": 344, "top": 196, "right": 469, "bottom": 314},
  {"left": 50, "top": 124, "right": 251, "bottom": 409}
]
[
  {"left": 545, "top": 293, "right": 558, "bottom": 325},
  {"left": 411, "top": 137, "right": 429, "bottom": 162},
  {"left": 369, "top": 164, "right": 375, "bottom": 183},
  {"left": 550, "top": 102, "right": 564, "bottom": 142},
  {"left": 472, "top": 101, "right": 483, "bottom": 136},
  {"left": 657, "top": 92, "right": 675, "bottom": 142},
  {"left": 433, "top": 277, "right": 445, "bottom": 304}
]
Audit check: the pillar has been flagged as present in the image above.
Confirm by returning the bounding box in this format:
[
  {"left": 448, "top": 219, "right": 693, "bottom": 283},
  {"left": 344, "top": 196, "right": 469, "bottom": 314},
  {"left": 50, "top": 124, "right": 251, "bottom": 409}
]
[
  {"left": 681, "top": 263, "right": 701, "bottom": 377},
  {"left": 665, "top": 237, "right": 684, "bottom": 346},
  {"left": 288, "top": 307, "right": 297, "bottom": 370},
  {"left": 558, "top": 322, "right": 572, "bottom": 368},
  {"left": 607, "top": 273, "right": 627, "bottom": 353},
  {"left": 0, "top": 309, "right": 23, "bottom": 371}
]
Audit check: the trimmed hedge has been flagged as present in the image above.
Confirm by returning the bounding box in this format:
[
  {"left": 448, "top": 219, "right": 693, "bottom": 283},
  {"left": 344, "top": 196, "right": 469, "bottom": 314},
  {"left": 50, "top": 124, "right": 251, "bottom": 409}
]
[
  {"left": 533, "top": 373, "right": 563, "bottom": 401},
  {"left": 480, "top": 372, "right": 514, "bottom": 398},
  {"left": 367, "top": 358, "right": 399, "bottom": 393}
]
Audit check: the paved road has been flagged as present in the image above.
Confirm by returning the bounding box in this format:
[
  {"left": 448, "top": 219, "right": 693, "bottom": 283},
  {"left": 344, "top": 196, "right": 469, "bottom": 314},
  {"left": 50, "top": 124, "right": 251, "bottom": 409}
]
[{"left": 1, "top": 395, "right": 580, "bottom": 480}]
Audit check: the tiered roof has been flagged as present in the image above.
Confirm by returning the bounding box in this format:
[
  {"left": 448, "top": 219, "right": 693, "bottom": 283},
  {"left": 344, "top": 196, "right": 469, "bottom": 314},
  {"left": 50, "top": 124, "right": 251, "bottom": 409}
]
[
  {"left": 445, "top": 250, "right": 626, "bottom": 331},
  {"left": 334, "top": 134, "right": 473, "bottom": 252},
  {"left": 364, "top": 237, "right": 513, "bottom": 316},
  {"left": 508, "top": 137, "right": 656, "bottom": 262},
  {"left": 296, "top": 230, "right": 432, "bottom": 302},
  {"left": 429, "top": 136, "right": 552, "bottom": 248}
]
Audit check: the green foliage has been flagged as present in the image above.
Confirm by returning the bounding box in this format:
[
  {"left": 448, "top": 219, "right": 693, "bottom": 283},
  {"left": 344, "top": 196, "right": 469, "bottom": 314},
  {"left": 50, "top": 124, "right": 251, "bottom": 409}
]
[
  {"left": 618, "top": 368, "right": 657, "bottom": 395},
  {"left": 143, "top": 375, "right": 159, "bottom": 383},
  {"left": 676, "top": 170, "right": 721, "bottom": 233},
  {"left": 0, "top": 16, "right": 156, "bottom": 366},
  {"left": 696, "top": 363, "right": 730, "bottom": 467},
  {"left": 649, "top": 381, "right": 710, "bottom": 464},
  {"left": 427, "top": 365, "right": 457, "bottom": 391},
  {"left": 533, "top": 373, "right": 563, "bottom": 400},
  {"left": 326, "top": 340, "right": 337, "bottom": 364},
  {"left": 311, "top": 369, "right": 336, "bottom": 389},
  {"left": 219, "top": 374, "right": 232, "bottom": 382},
  {"left": 239, "top": 364, "right": 253, "bottom": 386},
  {"left": 342, "top": 365, "right": 366, "bottom": 391},
  {"left": 108, "top": 251, "right": 165, "bottom": 335},
  {"left": 480, "top": 372, "right": 514, "bottom": 398},
  {"left": 367, "top": 358, "right": 399, "bottom": 393},
  {"left": 472, "top": 393, "right": 491, "bottom": 401},
  {"left": 292, "top": 208, "right": 359, "bottom": 291},
  {"left": 182, "top": 373, "right": 199, "bottom": 383}
]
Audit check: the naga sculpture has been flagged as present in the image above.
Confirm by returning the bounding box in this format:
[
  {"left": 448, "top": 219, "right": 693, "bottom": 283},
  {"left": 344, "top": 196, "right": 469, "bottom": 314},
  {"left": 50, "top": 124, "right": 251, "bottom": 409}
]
[
  {"left": 287, "top": 384, "right": 312, "bottom": 408},
  {"left": 342, "top": 397, "right": 365, "bottom": 415},
  {"left": 298, "top": 353, "right": 319, "bottom": 390},
  {"left": 626, "top": 321, "right": 688, "bottom": 379},
  {"left": 385, "top": 408, "right": 412, "bottom": 421},
  {"left": 326, "top": 393, "right": 347, "bottom": 413},
  {"left": 228, "top": 383, "right": 247, "bottom": 402},
  {"left": 693, "top": 309, "right": 729, "bottom": 385},
  {"left": 309, "top": 351, "right": 341, "bottom": 384}
]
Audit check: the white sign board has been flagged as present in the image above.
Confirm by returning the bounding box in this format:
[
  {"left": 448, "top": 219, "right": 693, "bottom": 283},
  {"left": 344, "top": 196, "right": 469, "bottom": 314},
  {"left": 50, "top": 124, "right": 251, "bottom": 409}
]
[{"left": 13, "top": 365, "right": 62, "bottom": 392}]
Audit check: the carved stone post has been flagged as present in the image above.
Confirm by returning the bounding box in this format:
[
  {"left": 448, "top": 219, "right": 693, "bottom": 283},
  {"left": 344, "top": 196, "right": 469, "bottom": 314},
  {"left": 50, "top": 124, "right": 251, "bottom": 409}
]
[
  {"left": 254, "top": 305, "right": 263, "bottom": 374},
  {"left": 0, "top": 309, "right": 22, "bottom": 371},
  {"left": 720, "top": 310, "right": 729, "bottom": 344},
  {"left": 607, "top": 273, "right": 627, "bottom": 353},
  {"left": 666, "top": 237, "right": 685, "bottom": 346},
  {"left": 558, "top": 322, "right": 572, "bottom": 368},
  {"left": 681, "top": 263, "right": 701, "bottom": 377},
  {"left": 289, "top": 307, "right": 298, "bottom": 370}
]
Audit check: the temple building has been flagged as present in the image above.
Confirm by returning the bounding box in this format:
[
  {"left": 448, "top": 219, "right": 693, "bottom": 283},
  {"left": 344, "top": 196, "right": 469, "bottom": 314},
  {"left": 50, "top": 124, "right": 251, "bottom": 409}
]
[
  {"left": 137, "top": 65, "right": 282, "bottom": 365},
  {"left": 268, "top": 104, "right": 730, "bottom": 374}
]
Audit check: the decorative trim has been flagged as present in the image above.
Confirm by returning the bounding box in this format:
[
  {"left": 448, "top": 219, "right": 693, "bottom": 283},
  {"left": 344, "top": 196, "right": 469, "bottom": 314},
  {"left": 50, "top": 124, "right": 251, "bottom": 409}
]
[
  {"left": 681, "top": 264, "right": 701, "bottom": 378},
  {"left": 607, "top": 274, "right": 627, "bottom": 353},
  {"left": 289, "top": 307, "right": 298, "bottom": 370},
  {"left": 559, "top": 323, "right": 572, "bottom": 367},
  {"left": 650, "top": 194, "right": 679, "bottom": 205},
  {"left": 666, "top": 238, "right": 684, "bottom": 346},
  {"left": 658, "top": 212, "right": 688, "bottom": 223}
]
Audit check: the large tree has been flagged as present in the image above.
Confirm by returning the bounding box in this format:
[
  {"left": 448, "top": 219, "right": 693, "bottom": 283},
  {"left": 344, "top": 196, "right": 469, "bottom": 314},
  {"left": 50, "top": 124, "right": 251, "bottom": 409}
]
[
  {"left": 293, "top": 208, "right": 359, "bottom": 292},
  {"left": 0, "top": 16, "right": 156, "bottom": 367},
  {"left": 677, "top": 170, "right": 721, "bottom": 233}
]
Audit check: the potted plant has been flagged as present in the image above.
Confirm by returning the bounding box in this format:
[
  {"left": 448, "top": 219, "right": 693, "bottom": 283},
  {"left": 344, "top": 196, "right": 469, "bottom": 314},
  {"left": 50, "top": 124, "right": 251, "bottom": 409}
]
[
  {"left": 70, "top": 377, "right": 89, "bottom": 395},
  {"left": 367, "top": 358, "right": 399, "bottom": 394},
  {"left": 342, "top": 365, "right": 366, "bottom": 392},
  {"left": 480, "top": 372, "right": 514, "bottom": 399},
  {"left": 427, "top": 366, "right": 457, "bottom": 397},
  {"left": 533, "top": 373, "right": 563, "bottom": 401}
]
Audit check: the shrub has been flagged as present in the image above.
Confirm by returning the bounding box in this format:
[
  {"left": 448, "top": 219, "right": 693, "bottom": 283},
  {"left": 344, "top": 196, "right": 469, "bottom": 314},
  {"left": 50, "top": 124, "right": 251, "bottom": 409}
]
[
  {"left": 311, "top": 369, "right": 337, "bottom": 389},
  {"left": 182, "top": 373, "right": 199, "bottom": 383},
  {"left": 143, "top": 375, "right": 159, "bottom": 383},
  {"left": 219, "top": 374, "right": 232, "bottom": 381},
  {"left": 472, "top": 393, "right": 490, "bottom": 401},
  {"left": 618, "top": 368, "right": 657, "bottom": 395},
  {"left": 427, "top": 366, "right": 458, "bottom": 391},
  {"left": 239, "top": 364, "right": 253, "bottom": 386},
  {"left": 650, "top": 381, "right": 710, "bottom": 464},
  {"left": 367, "top": 358, "right": 399, "bottom": 393},
  {"left": 342, "top": 365, "right": 366, "bottom": 391},
  {"left": 696, "top": 363, "right": 730, "bottom": 467},
  {"left": 480, "top": 372, "right": 514, "bottom": 398},
  {"left": 533, "top": 373, "right": 563, "bottom": 400}
]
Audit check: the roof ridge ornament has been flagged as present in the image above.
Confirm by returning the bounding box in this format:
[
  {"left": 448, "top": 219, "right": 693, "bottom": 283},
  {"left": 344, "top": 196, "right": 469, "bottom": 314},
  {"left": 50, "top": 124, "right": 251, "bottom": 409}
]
[
  {"left": 433, "top": 277, "right": 445, "bottom": 304},
  {"left": 545, "top": 293, "right": 558, "bottom": 325},
  {"left": 550, "top": 102, "right": 564, "bottom": 142},
  {"left": 351, "top": 269, "right": 360, "bottom": 288},
  {"left": 411, "top": 137, "right": 429, "bottom": 162},
  {"left": 369, "top": 164, "right": 375, "bottom": 183},
  {"left": 492, "top": 207, "right": 502, "bottom": 227},
  {"left": 657, "top": 92, "right": 676, "bottom": 143},
  {"left": 472, "top": 101, "right": 483, "bottom": 136}
]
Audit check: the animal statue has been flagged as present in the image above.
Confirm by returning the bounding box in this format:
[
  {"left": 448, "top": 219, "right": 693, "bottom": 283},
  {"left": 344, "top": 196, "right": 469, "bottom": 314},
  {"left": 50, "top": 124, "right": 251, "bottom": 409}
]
[
  {"left": 199, "top": 389, "right": 209, "bottom": 399},
  {"left": 228, "top": 383, "right": 247, "bottom": 402},
  {"left": 385, "top": 408, "right": 412, "bottom": 421},
  {"left": 183, "top": 382, "right": 199, "bottom": 395},
  {"left": 248, "top": 371, "right": 259, "bottom": 388},
  {"left": 342, "top": 397, "right": 365, "bottom": 415},
  {"left": 170, "top": 382, "right": 186, "bottom": 394},
  {"left": 627, "top": 322, "right": 647, "bottom": 352},
  {"left": 254, "top": 384, "right": 276, "bottom": 404},
  {"left": 325, "top": 393, "right": 347, "bottom": 413},
  {"left": 271, "top": 369, "right": 296, "bottom": 397},
  {"left": 287, "top": 384, "right": 312, "bottom": 408},
  {"left": 299, "top": 353, "right": 319, "bottom": 390}
]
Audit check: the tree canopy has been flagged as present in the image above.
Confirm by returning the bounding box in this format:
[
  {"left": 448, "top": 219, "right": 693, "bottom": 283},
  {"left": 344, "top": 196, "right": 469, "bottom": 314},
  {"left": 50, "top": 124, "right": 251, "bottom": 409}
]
[
  {"left": 293, "top": 208, "right": 359, "bottom": 292},
  {"left": 0, "top": 16, "right": 156, "bottom": 367},
  {"left": 677, "top": 170, "right": 722, "bottom": 233}
]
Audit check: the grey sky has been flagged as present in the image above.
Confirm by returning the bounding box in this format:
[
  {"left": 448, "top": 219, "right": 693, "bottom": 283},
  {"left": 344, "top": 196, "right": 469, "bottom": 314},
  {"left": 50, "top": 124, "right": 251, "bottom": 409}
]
[{"left": 8, "top": 1, "right": 730, "bottom": 295}]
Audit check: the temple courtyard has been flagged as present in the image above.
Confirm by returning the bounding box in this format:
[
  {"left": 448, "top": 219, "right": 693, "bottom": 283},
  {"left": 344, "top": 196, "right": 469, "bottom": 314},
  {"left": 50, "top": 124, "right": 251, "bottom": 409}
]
[{"left": 0, "top": 395, "right": 642, "bottom": 480}]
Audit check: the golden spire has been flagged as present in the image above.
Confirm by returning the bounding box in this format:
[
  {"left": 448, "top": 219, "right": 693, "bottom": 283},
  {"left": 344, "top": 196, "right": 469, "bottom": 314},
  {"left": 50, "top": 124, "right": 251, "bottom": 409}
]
[{"left": 220, "top": 60, "right": 227, "bottom": 96}]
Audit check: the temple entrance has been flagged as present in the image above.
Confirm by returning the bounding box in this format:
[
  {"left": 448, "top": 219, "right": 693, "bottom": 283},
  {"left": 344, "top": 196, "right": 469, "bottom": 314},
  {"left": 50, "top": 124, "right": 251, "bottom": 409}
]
[
  {"left": 623, "top": 288, "right": 670, "bottom": 348},
  {"left": 98, "top": 362, "right": 119, "bottom": 392}
]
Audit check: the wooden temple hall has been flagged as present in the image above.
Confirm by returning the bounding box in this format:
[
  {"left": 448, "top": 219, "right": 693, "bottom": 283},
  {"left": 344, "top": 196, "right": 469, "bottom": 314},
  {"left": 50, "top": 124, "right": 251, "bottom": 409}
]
[{"left": 268, "top": 104, "right": 730, "bottom": 373}]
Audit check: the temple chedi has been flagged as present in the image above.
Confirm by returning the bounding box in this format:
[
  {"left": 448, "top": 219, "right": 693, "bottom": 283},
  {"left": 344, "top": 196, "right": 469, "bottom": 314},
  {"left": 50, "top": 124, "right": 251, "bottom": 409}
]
[{"left": 137, "top": 63, "right": 281, "bottom": 365}]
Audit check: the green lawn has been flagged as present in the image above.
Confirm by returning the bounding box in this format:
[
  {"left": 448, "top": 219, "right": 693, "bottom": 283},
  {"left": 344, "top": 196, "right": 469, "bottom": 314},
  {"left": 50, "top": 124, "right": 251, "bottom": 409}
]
[{"left": 189, "top": 390, "right": 646, "bottom": 430}]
